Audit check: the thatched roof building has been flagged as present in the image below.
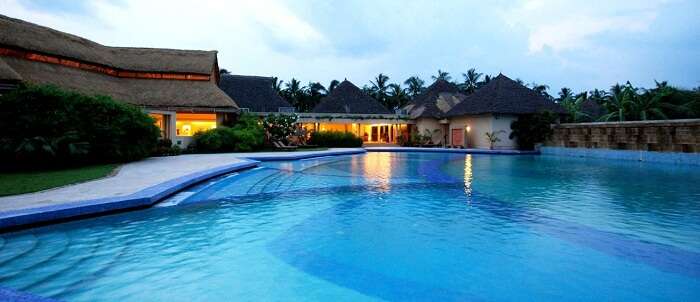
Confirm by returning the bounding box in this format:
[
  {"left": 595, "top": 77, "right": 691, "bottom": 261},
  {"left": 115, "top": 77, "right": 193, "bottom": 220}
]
[
  {"left": 0, "top": 14, "right": 237, "bottom": 112},
  {"left": 403, "top": 79, "right": 466, "bottom": 119},
  {"left": 445, "top": 74, "right": 565, "bottom": 117},
  {"left": 218, "top": 75, "right": 292, "bottom": 113},
  {"left": 312, "top": 80, "right": 391, "bottom": 114}
]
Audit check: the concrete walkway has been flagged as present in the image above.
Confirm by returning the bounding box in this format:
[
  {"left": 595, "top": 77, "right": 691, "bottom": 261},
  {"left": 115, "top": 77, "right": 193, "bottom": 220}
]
[{"left": 0, "top": 148, "right": 363, "bottom": 213}]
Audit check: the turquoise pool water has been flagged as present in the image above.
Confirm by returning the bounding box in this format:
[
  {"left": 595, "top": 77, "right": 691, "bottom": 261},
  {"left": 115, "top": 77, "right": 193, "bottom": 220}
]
[{"left": 1, "top": 152, "right": 699, "bottom": 301}]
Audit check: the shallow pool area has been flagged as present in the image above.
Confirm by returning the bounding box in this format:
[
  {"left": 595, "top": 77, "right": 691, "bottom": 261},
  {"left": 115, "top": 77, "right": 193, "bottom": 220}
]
[{"left": 1, "top": 152, "right": 699, "bottom": 301}]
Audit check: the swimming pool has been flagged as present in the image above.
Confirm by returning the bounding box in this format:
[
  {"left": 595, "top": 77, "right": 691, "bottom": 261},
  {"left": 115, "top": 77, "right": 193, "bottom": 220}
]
[{"left": 1, "top": 152, "right": 699, "bottom": 301}]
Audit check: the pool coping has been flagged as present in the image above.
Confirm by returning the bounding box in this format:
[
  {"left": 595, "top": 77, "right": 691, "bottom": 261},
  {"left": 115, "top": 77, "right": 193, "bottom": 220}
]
[
  {"left": 0, "top": 149, "right": 368, "bottom": 232},
  {"left": 365, "top": 146, "right": 540, "bottom": 155}
]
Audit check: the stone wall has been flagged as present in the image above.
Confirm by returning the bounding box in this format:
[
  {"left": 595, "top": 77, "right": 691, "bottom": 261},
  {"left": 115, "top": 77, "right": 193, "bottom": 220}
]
[{"left": 547, "top": 119, "right": 700, "bottom": 153}]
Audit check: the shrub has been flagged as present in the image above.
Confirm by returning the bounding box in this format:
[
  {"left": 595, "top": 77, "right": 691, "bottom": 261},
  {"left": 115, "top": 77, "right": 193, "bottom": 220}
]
[
  {"left": 309, "top": 131, "right": 363, "bottom": 147},
  {"left": 188, "top": 114, "right": 264, "bottom": 153},
  {"left": 152, "top": 139, "right": 182, "bottom": 156},
  {"left": 263, "top": 114, "right": 298, "bottom": 142},
  {"left": 0, "top": 84, "right": 160, "bottom": 170},
  {"left": 509, "top": 111, "right": 558, "bottom": 150}
]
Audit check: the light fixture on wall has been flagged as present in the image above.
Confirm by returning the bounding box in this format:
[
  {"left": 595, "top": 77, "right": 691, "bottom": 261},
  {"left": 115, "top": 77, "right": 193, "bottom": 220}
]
[{"left": 466, "top": 126, "right": 471, "bottom": 132}]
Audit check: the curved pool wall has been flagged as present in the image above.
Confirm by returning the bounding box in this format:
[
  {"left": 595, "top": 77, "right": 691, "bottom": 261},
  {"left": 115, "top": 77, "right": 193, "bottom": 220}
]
[
  {"left": 0, "top": 148, "right": 539, "bottom": 232},
  {"left": 0, "top": 149, "right": 372, "bottom": 232}
]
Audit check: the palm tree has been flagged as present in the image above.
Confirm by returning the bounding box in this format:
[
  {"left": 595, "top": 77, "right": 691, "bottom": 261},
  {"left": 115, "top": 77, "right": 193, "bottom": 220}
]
[
  {"left": 308, "top": 82, "right": 327, "bottom": 96},
  {"left": 403, "top": 76, "right": 425, "bottom": 97},
  {"left": 272, "top": 77, "right": 283, "bottom": 93},
  {"left": 462, "top": 68, "right": 483, "bottom": 94},
  {"left": 599, "top": 83, "right": 633, "bottom": 122},
  {"left": 370, "top": 73, "right": 390, "bottom": 106},
  {"left": 370, "top": 73, "right": 390, "bottom": 95},
  {"left": 530, "top": 82, "right": 550, "bottom": 98},
  {"left": 284, "top": 78, "right": 308, "bottom": 112},
  {"left": 557, "top": 87, "right": 573, "bottom": 102},
  {"left": 561, "top": 93, "right": 591, "bottom": 122},
  {"left": 328, "top": 80, "right": 340, "bottom": 93},
  {"left": 387, "top": 83, "right": 409, "bottom": 110},
  {"left": 478, "top": 75, "right": 492, "bottom": 88},
  {"left": 431, "top": 69, "right": 451, "bottom": 82},
  {"left": 631, "top": 86, "right": 671, "bottom": 121},
  {"left": 515, "top": 78, "right": 525, "bottom": 85}
]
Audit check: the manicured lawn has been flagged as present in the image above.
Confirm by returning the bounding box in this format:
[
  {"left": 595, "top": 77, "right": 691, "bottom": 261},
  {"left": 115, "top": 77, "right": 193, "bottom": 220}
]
[{"left": 0, "top": 164, "right": 119, "bottom": 196}]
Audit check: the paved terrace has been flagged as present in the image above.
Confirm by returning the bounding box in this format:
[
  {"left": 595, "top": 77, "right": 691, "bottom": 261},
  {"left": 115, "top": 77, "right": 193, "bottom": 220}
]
[{"left": 0, "top": 148, "right": 364, "bottom": 213}]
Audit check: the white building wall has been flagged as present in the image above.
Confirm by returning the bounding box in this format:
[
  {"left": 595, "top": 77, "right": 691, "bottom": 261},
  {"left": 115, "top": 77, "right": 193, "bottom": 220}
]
[
  {"left": 415, "top": 118, "right": 445, "bottom": 144},
  {"left": 448, "top": 114, "right": 518, "bottom": 149},
  {"left": 490, "top": 114, "right": 518, "bottom": 149}
]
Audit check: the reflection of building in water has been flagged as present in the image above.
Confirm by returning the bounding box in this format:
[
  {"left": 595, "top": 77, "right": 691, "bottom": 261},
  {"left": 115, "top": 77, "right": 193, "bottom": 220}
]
[
  {"left": 364, "top": 153, "right": 392, "bottom": 192},
  {"left": 463, "top": 154, "right": 473, "bottom": 202}
]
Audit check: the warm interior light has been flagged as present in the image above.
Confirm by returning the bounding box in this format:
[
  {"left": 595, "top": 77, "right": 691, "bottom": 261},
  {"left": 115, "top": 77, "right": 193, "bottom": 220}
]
[
  {"left": 175, "top": 113, "right": 217, "bottom": 137},
  {"left": 466, "top": 126, "right": 471, "bottom": 132}
]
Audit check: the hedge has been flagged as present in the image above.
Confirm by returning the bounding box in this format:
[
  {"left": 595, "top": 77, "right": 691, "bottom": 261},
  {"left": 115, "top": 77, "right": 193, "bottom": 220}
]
[
  {"left": 188, "top": 114, "right": 264, "bottom": 153},
  {"left": 308, "top": 131, "right": 363, "bottom": 147},
  {"left": 0, "top": 84, "right": 160, "bottom": 170}
]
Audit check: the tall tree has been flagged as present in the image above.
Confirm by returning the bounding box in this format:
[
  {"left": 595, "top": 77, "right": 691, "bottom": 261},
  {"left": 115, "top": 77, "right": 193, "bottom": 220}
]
[
  {"left": 462, "top": 68, "right": 483, "bottom": 94},
  {"left": 403, "top": 76, "right": 425, "bottom": 98},
  {"left": 370, "top": 73, "right": 391, "bottom": 107},
  {"left": 328, "top": 80, "right": 340, "bottom": 94},
  {"left": 557, "top": 87, "right": 573, "bottom": 102},
  {"left": 431, "top": 69, "right": 451, "bottom": 82},
  {"left": 479, "top": 75, "right": 492, "bottom": 88},
  {"left": 387, "top": 83, "right": 409, "bottom": 110},
  {"left": 271, "top": 77, "right": 283, "bottom": 93},
  {"left": 599, "top": 83, "right": 633, "bottom": 122},
  {"left": 284, "top": 78, "right": 309, "bottom": 112},
  {"left": 529, "top": 82, "right": 551, "bottom": 99}
]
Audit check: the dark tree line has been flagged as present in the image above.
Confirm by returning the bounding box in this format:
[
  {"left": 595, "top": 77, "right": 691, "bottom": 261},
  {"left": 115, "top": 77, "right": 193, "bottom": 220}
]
[{"left": 223, "top": 68, "right": 700, "bottom": 121}]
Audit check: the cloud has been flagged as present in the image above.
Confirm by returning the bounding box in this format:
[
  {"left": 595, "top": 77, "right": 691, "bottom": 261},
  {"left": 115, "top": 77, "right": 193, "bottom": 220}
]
[{"left": 503, "top": 0, "right": 666, "bottom": 53}]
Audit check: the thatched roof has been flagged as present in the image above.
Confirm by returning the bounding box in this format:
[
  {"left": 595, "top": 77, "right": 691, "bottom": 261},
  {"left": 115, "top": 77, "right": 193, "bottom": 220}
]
[
  {"left": 312, "top": 80, "right": 391, "bottom": 114},
  {"left": 445, "top": 74, "right": 565, "bottom": 116},
  {"left": 3, "top": 56, "right": 236, "bottom": 110},
  {"left": 0, "top": 14, "right": 216, "bottom": 74},
  {"left": 402, "top": 79, "right": 466, "bottom": 119},
  {"left": 0, "top": 57, "right": 22, "bottom": 82},
  {"left": 0, "top": 14, "right": 237, "bottom": 110},
  {"left": 219, "top": 75, "right": 291, "bottom": 112}
]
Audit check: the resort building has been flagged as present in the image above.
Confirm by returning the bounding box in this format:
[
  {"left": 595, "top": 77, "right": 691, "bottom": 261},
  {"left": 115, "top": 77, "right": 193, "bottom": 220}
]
[
  {"left": 218, "top": 74, "right": 295, "bottom": 114},
  {"left": 445, "top": 74, "right": 565, "bottom": 149},
  {"left": 300, "top": 80, "right": 410, "bottom": 144},
  {"left": 0, "top": 14, "right": 238, "bottom": 147},
  {"left": 402, "top": 79, "right": 468, "bottom": 145}
]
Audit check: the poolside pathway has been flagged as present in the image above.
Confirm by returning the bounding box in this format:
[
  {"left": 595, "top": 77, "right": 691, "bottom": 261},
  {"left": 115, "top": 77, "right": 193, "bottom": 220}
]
[{"left": 0, "top": 148, "right": 363, "bottom": 213}]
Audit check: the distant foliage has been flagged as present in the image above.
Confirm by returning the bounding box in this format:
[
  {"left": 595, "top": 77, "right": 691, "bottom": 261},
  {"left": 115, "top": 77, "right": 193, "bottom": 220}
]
[
  {"left": 509, "top": 111, "right": 558, "bottom": 150},
  {"left": 189, "top": 114, "right": 264, "bottom": 153},
  {"left": 309, "top": 131, "right": 363, "bottom": 147},
  {"left": 0, "top": 84, "right": 160, "bottom": 170}
]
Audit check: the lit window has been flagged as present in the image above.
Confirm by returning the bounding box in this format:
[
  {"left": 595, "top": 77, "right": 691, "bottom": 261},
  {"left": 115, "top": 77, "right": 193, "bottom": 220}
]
[{"left": 176, "top": 113, "right": 217, "bottom": 137}]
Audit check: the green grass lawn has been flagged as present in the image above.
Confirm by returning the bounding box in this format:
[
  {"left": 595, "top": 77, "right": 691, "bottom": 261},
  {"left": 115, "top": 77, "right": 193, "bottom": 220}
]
[{"left": 0, "top": 164, "right": 119, "bottom": 197}]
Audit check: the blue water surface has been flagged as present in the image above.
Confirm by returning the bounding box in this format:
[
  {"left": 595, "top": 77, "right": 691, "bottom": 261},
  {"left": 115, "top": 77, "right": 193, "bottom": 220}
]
[{"left": 1, "top": 152, "right": 699, "bottom": 301}]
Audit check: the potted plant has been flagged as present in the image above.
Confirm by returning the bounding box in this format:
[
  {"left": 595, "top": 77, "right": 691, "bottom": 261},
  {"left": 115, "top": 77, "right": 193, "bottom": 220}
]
[{"left": 485, "top": 130, "right": 505, "bottom": 150}]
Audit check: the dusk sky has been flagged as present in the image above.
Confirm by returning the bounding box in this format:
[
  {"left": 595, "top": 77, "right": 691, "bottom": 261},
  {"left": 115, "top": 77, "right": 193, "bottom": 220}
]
[{"left": 2, "top": 0, "right": 699, "bottom": 94}]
